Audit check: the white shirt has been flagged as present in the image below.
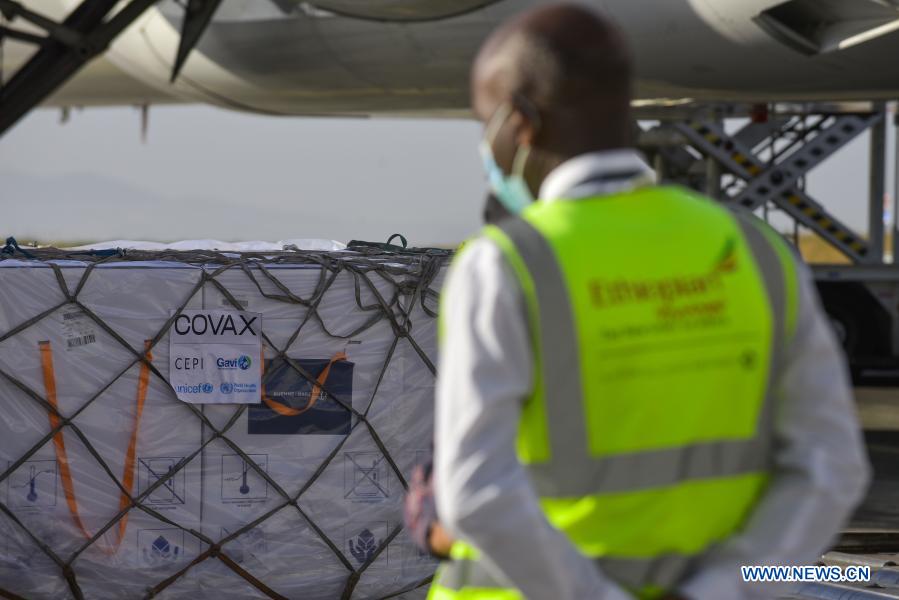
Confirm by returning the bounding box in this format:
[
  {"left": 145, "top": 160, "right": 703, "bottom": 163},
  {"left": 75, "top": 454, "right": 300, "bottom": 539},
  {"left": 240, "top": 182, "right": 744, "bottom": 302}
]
[{"left": 433, "top": 150, "right": 871, "bottom": 600}]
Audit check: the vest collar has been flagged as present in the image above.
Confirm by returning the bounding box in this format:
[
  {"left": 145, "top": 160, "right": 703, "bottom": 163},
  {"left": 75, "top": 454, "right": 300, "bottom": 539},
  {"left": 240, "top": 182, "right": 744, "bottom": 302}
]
[{"left": 538, "top": 149, "right": 656, "bottom": 202}]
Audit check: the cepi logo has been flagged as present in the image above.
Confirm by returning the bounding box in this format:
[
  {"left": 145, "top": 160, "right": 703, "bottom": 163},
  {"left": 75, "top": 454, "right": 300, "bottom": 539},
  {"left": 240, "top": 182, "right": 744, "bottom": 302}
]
[{"left": 217, "top": 355, "right": 252, "bottom": 370}]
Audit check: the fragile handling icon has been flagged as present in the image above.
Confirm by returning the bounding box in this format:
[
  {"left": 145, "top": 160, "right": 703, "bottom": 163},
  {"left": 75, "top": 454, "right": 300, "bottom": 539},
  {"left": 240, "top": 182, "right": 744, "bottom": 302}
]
[
  {"left": 344, "top": 453, "right": 389, "bottom": 500},
  {"left": 138, "top": 529, "right": 185, "bottom": 567},
  {"left": 348, "top": 528, "right": 380, "bottom": 564},
  {"left": 147, "top": 535, "right": 179, "bottom": 561},
  {"left": 345, "top": 522, "right": 389, "bottom": 567}
]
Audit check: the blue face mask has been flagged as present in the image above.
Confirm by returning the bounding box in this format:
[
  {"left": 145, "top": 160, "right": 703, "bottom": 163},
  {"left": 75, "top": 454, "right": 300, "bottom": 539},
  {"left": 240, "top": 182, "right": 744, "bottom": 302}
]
[{"left": 479, "top": 103, "right": 535, "bottom": 215}]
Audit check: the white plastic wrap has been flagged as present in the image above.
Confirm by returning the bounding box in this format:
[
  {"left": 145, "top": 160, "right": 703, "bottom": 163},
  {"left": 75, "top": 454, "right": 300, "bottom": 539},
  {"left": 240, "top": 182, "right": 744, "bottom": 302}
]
[
  {"left": 66, "top": 240, "right": 349, "bottom": 252},
  {"left": 0, "top": 248, "right": 446, "bottom": 600}
]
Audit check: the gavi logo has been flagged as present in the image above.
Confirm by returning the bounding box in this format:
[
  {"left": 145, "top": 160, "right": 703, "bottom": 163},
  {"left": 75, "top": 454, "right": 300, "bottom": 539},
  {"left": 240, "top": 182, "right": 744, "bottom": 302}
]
[{"left": 217, "top": 355, "right": 253, "bottom": 370}]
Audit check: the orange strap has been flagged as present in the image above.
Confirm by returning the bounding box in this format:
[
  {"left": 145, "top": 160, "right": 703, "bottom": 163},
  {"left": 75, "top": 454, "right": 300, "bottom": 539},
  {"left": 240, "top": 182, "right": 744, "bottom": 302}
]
[
  {"left": 261, "top": 352, "right": 347, "bottom": 417},
  {"left": 39, "top": 340, "right": 153, "bottom": 554}
]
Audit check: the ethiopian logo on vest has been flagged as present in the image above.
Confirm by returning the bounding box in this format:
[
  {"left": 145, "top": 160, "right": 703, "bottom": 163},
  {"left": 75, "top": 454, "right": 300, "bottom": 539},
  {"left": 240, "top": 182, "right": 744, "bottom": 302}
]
[{"left": 588, "top": 237, "right": 738, "bottom": 320}]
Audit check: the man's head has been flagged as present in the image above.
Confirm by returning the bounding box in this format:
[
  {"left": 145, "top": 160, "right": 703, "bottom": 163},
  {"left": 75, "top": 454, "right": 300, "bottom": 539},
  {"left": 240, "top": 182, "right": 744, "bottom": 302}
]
[{"left": 472, "top": 4, "right": 633, "bottom": 206}]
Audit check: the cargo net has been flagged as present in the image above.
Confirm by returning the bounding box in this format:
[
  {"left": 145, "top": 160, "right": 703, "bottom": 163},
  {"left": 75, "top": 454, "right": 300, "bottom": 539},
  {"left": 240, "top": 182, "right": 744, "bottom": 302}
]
[{"left": 0, "top": 243, "right": 450, "bottom": 600}]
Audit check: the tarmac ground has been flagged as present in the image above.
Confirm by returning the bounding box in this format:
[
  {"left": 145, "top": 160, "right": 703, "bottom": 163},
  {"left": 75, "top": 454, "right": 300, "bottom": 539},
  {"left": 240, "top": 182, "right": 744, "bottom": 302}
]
[{"left": 775, "top": 390, "right": 899, "bottom": 599}]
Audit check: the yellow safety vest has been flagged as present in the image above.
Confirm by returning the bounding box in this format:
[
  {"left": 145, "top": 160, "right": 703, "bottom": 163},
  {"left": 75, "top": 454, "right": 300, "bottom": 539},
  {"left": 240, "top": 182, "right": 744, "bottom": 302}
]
[{"left": 430, "top": 185, "right": 798, "bottom": 599}]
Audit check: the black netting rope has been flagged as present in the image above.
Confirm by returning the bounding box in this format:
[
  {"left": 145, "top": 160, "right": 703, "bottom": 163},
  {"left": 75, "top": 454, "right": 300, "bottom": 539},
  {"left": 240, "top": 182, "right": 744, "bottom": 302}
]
[
  {"left": 0, "top": 249, "right": 446, "bottom": 599},
  {"left": 0, "top": 245, "right": 450, "bottom": 600}
]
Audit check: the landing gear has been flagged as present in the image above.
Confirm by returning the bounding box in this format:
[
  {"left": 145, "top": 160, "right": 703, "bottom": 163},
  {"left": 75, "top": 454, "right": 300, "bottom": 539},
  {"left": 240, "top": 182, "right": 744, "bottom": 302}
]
[{"left": 0, "top": 0, "right": 223, "bottom": 137}]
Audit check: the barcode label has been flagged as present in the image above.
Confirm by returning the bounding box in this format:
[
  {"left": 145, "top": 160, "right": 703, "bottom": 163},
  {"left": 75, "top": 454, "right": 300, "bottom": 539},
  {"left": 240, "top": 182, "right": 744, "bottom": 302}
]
[
  {"left": 67, "top": 334, "right": 96, "bottom": 348},
  {"left": 60, "top": 309, "right": 99, "bottom": 351},
  {"left": 220, "top": 297, "right": 249, "bottom": 309}
]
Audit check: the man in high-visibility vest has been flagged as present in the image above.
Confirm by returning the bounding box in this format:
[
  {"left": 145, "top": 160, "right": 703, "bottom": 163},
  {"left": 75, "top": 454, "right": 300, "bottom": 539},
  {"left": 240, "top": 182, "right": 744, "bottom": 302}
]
[{"left": 427, "top": 4, "right": 870, "bottom": 599}]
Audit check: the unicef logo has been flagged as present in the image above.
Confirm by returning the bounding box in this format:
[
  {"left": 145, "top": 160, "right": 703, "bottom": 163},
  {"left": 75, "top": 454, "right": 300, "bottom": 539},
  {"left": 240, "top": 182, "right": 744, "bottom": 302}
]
[
  {"left": 237, "top": 355, "right": 252, "bottom": 370},
  {"left": 220, "top": 382, "right": 234, "bottom": 394},
  {"left": 201, "top": 383, "right": 214, "bottom": 394}
]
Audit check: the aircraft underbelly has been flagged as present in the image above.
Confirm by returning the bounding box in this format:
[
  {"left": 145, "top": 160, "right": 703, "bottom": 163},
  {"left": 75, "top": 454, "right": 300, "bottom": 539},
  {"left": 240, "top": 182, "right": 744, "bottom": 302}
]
[{"left": 34, "top": 0, "right": 899, "bottom": 112}]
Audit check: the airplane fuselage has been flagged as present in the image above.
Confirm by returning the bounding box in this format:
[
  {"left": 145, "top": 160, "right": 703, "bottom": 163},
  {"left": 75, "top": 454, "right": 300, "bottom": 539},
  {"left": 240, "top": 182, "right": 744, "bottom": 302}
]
[{"left": 7, "top": 0, "right": 899, "bottom": 116}]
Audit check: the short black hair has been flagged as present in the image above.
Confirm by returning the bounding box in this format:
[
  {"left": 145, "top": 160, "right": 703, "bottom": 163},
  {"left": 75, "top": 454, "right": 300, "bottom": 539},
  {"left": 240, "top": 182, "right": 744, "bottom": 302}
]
[{"left": 481, "top": 5, "right": 632, "bottom": 113}]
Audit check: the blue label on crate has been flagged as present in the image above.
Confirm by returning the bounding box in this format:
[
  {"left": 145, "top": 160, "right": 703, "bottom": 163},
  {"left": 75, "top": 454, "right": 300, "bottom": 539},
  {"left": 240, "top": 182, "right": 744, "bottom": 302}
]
[{"left": 248, "top": 357, "right": 353, "bottom": 435}]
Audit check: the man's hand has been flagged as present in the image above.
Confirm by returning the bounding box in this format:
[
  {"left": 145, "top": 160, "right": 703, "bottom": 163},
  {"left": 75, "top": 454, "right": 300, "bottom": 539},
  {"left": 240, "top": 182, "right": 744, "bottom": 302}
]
[
  {"left": 428, "top": 522, "right": 454, "bottom": 557},
  {"left": 404, "top": 462, "right": 453, "bottom": 558}
]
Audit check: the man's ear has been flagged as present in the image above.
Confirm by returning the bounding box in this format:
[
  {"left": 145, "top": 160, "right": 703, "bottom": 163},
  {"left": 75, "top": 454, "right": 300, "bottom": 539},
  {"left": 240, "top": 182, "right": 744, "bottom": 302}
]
[
  {"left": 511, "top": 94, "right": 540, "bottom": 147},
  {"left": 506, "top": 108, "right": 537, "bottom": 148},
  {"left": 515, "top": 115, "right": 537, "bottom": 147}
]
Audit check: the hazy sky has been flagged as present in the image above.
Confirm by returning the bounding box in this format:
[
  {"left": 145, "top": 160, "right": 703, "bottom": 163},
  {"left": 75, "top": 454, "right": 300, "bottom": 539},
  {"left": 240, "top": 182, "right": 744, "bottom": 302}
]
[
  {"left": 1, "top": 106, "right": 486, "bottom": 247},
  {"left": 0, "top": 104, "right": 892, "bottom": 247}
]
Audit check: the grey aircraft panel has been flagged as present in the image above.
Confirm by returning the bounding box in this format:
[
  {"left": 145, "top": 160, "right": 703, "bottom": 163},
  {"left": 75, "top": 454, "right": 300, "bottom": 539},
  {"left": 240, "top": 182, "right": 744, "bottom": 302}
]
[{"left": 27, "top": 0, "right": 899, "bottom": 113}]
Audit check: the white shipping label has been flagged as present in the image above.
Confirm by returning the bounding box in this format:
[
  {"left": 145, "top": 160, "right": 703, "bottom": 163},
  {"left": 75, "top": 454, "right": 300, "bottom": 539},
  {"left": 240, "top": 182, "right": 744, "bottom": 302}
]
[
  {"left": 60, "top": 309, "right": 98, "bottom": 351},
  {"left": 169, "top": 310, "right": 262, "bottom": 404}
]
